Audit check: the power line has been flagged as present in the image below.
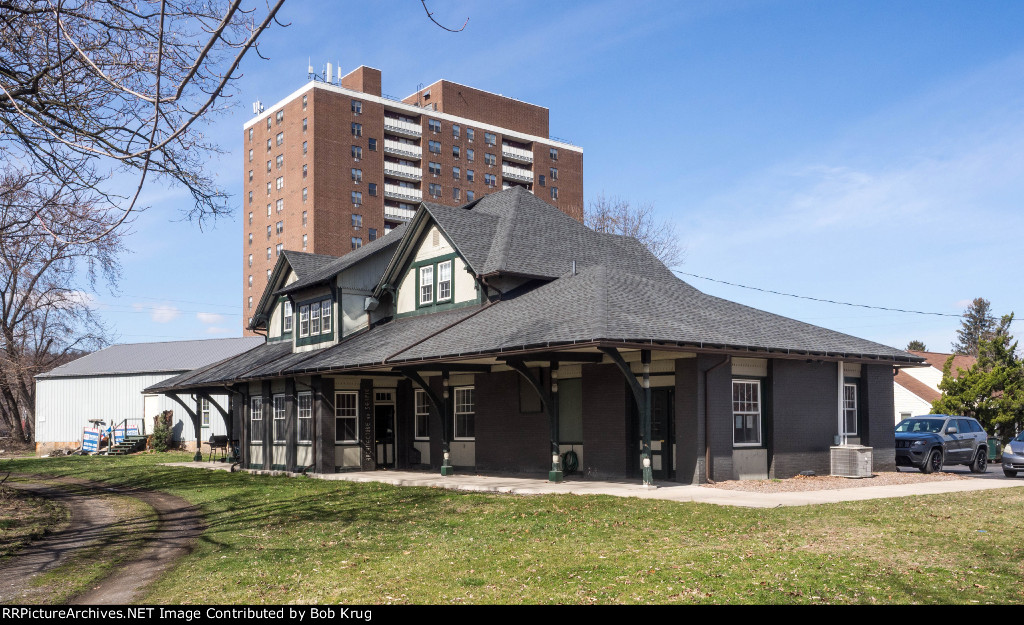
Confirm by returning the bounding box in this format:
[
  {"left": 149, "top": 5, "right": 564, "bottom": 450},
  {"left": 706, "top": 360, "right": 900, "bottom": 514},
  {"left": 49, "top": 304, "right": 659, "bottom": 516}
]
[{"left": 674, "top": 270, "right": 963, "bottom": 318}]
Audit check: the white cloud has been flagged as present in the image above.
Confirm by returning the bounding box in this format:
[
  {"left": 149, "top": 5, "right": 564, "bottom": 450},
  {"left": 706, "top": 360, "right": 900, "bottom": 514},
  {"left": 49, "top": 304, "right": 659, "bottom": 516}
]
[
  {"left": 196, "top": 312, "right": 225, "bottom": 325},
  {"left": 132, "top": 302, "right": 181, "bottom": 323}
]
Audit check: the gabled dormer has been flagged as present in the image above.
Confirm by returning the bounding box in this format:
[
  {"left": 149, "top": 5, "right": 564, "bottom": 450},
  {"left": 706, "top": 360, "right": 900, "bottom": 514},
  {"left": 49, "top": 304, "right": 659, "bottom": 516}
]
[
  {"left": 376, "top": 210, "right": 482, "bottom": 319},
  {"left": 250, "top": 250, "right": 338, "bottom": 349}
]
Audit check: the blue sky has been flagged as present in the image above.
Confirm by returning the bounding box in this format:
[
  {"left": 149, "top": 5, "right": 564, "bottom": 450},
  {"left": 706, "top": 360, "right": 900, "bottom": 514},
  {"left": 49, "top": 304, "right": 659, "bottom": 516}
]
[{"left": 94, "top": 0, "right": 1024, "bottom": 352}]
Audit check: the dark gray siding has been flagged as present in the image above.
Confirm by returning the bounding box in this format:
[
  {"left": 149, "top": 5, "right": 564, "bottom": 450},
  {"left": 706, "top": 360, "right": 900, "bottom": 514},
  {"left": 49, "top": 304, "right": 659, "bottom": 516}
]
[{"left": 769, "top": 360, "right": 836, "bottom": 478}]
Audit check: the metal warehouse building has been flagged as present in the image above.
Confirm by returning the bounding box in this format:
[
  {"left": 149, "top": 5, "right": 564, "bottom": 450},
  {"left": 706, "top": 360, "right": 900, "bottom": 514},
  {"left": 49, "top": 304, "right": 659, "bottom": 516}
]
[{"left": 34, "top": 337, "right": 263, "bottom": 454}]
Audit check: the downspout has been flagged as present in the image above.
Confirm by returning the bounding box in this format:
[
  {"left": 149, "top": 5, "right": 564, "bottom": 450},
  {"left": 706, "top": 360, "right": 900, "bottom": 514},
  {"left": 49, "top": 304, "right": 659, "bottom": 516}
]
[
  {"left": 703, "top": 355, "right": 731, "bottom": 484},
  {"left": 837, "top": 360, "right": 845, "bottom": 447}
]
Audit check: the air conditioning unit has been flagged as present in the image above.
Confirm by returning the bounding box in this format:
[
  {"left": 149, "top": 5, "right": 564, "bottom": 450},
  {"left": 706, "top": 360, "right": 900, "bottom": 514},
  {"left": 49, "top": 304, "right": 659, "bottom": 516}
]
[{"left": 830, "top": 445, "right": 873, "bottom": 478}]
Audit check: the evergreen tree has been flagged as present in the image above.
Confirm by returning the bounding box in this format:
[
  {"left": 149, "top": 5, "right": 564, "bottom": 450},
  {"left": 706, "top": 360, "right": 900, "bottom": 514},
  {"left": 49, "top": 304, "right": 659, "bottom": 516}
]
[
  {"left": 933, "top": 313, "right": 1024, "bottom": 438},
  {"left": 906, "top": 340, "right": 927, "bottom": 351},
  {"left": 951, "top": 297, "right": 997, "bottom": 356}
]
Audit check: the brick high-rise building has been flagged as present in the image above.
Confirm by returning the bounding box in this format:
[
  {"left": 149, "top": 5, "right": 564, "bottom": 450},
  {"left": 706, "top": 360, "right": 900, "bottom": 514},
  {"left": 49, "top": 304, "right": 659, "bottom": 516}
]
[{"left": 242, "top": 65, "right": 583, "bottom": 331}]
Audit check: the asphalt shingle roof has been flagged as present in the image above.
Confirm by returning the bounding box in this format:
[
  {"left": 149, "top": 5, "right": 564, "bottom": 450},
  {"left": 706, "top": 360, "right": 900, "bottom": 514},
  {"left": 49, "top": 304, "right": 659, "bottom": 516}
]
[
  {"left": 389, "top": 266, "right": 912, "bottom": 362},
  {"left": 423, "top": 187, "right": 668, "bottom": 281},
  {"left": 150, "top": 187, "right": 922, "bottom": 393},
  {"left": 38, "top": 337, "right": 264, "bottom": 379},
  {"left": 277, "top": 224, "right": 407, "bottom": 296}
]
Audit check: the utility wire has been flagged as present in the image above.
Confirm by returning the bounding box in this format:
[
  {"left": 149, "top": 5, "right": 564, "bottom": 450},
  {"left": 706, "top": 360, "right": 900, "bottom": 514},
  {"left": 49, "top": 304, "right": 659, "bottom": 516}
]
[{"left": 674, "top": 270, "right": 963, "bottom": 318}]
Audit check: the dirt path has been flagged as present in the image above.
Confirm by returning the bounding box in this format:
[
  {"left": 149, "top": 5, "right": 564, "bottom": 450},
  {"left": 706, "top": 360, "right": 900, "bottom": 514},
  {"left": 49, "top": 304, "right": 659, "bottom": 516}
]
[{"left": 2, "top": 476, "right": 203, "bottom": 605}]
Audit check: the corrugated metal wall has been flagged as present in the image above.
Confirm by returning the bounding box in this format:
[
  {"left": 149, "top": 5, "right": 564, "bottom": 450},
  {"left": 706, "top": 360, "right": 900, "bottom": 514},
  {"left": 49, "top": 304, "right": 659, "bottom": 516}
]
[{"left": 36, "top": 373, "right": 229, "bottom": 444}]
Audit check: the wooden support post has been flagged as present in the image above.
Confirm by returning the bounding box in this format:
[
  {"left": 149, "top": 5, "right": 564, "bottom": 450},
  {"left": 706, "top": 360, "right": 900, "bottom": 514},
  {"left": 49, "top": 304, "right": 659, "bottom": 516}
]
[
  {"left": 506, "top": 360, "right": 562, "bottom": 482},
  {"left": 399, "top": 370, "right": 448, "bottom": 475},
  {"left": 599, "top": 347, "right": 654, "bottom": 486},
  {"left": 286, "top": 378, "right": 297, "bottom": 472},
  {"left": 441, "top": 371, "right": 454, "bottom": 475}
]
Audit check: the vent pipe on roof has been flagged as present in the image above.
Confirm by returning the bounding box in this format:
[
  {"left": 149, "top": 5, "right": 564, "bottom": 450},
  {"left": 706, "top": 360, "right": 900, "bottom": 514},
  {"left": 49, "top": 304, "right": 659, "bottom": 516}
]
[{"left": 571, "top": 260, "right": 576, "bottom": 276}]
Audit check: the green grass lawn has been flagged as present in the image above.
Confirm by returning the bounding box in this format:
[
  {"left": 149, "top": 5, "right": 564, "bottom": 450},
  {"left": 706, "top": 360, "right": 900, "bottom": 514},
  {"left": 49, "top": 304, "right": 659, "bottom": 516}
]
[{"left": 4, "top": 452, "right": 1024, "bottom": 604}]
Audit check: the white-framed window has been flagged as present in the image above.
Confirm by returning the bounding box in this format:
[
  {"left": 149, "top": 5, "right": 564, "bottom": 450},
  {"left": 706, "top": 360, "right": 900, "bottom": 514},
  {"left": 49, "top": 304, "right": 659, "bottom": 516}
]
[
  {"left": 419, "top": 265, "right": 434, "bottom": 305},
  {"left": 466, "top": 128, "right": 474, "bottom": 142},
  {"left": 276, "top": 176, "right": 284, "bottom": 190},
  {"left": 201, "top": 399, "right": 211, "bottom": 427},
  {"left": 273, "top": 394, "right": 286, "bottom": 442},
  {"left": 414, "top": 389, "right": 430, "bottom": 440},
  {"left": 283, "top": 300, "right": 293, "bottom": 333},
  {"left": 843, "top": 383, "right": 858, "bottom": 436},
  {"left": 484, "top": 132, "right": 496, "bottom": 146},
  {"left": 428, "top": 118, "right": 441, "bottom": 133},
  {"left": 335, "top": 391, "right": 358, "bottom": 443},
  {"left": 298, "top": 392, "right": 312, "bottom": 443},
  {"left": 351, "top": 99, "right": 362, "bottom": 115},
  {"left": 299, "top": 305, "right": 309, "bottom": 336},
  {"left": 276, "top": 131, "right": 284, "bottom": 146},
  {"left": 454, "top": 386, "right": 475, "bottom": 440},
  {"left": 275, "top": 110, "right": 284, "bottom": 124},
  {"left": 320, "top": 300, "right": 331, "bottom": 334},
  {"left": 250, "top": 396, "right": 263, "bottom": 443},
  {"left": 437, "top": 260, "right": 452, "bottom": 301},
  {"left": 310, "top": 302, "right": 321, "bottom": 334},
  {"left": 732, "top": 379, "right": 761, "bottom": 446}
]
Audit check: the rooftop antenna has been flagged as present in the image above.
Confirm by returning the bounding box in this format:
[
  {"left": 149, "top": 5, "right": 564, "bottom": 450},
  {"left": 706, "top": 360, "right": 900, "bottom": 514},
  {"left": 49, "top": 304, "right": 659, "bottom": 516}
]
[{"left": 251, "top": 99, "right": 264, "bottom": 115}]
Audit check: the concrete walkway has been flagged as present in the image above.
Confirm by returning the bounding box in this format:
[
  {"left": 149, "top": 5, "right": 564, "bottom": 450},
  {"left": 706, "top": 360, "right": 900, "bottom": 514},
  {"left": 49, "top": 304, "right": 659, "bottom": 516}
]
[{"left": 159, "top": 461, "right": 1024, "bottom": 508}]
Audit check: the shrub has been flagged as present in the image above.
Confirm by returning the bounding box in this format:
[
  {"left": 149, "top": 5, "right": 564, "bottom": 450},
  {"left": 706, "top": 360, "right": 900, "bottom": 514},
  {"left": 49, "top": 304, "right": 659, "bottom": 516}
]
[{"left": 150, "top": 410, "right": 174, "bottom": 452}]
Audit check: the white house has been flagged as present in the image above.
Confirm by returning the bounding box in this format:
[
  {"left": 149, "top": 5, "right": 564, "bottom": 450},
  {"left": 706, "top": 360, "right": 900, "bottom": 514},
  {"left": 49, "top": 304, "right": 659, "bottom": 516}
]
[
  {"left": 893, "top": 350, "right": 976, "bottom": 423},
  {"left": 34, "top": 337, "right": 262, "bottom": 454}
]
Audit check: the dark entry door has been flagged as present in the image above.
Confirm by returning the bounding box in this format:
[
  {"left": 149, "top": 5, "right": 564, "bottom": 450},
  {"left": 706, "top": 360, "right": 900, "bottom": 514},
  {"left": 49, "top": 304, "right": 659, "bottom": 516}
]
[
  {"left": 375, "top": 405, "right": 396, "bottom": 468},
  {"left": 650, "top": 389, "right": 674, "bottom": 480}
]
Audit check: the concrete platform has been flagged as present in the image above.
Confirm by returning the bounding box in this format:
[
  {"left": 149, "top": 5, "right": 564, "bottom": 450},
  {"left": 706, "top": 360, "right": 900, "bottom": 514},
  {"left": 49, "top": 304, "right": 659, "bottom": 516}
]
[{"left": 159, "top": 462, "right": 1024, "bottom": 508}]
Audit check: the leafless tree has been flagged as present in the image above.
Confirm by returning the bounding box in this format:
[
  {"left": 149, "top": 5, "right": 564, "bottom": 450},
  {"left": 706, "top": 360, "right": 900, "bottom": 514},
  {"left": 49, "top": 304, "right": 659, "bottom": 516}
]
[
  {"left": 584, "top": 192, "right": 686, "bottom": 268},
  {"left": 0, "top": 1, "right": 466, "bottom": 243},
  {"left": 0, "top": 0, "right": 288, "bottom": 241},
  {"left": 0, "top": 169, "right": 120, "bottom": 443}
]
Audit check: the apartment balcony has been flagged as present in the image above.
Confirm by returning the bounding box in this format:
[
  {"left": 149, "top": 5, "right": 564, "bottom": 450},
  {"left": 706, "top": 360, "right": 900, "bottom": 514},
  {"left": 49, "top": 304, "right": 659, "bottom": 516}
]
[
  {"left": 384, "top": 205, "right": 417, "bottom": 222},
  {"left": 503, "top": 182, "right": 533, "bottom": 194},
  {"left": 383, "top": 117, "right": 421, "bottom": 138},
  {"left": 383, "top": 162, "right": 422, "bottom": 181},
  {"left": 384, "top": 139, "right": 421, "bottom": 159},
  {"left": 502, "top": 163, "right": 533, "bottom": 183},
  {"left": 384, "top": 183, "right": 422, "bottom": 202},
  {"left": 501, "top": 142, "right": 533, "bottom": 164}
]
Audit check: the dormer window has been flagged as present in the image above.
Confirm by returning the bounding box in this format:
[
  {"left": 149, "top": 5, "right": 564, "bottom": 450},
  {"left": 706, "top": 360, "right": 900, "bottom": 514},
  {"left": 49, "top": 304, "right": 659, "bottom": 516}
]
[
  {"left": 437, "top": 260, "right": 452, "bottom": 301},
  {"left": 419, "top": 265, "right": 434, "bottom": 305},
  {"left": 283, "top": 300, "right": 293, "bottom": 333},
  {"left": 297, "top": 298, "right": 333, "bottom": 340}
]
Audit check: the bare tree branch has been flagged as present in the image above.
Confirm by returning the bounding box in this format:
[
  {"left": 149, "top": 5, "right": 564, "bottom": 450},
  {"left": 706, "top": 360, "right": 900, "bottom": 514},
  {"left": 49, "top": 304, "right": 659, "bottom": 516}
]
[
  {"left": 420, "top": 0, "right": 467, "bottom": 32},
  {"left": 584, "top": 192, "right": 686, "bottom": 268}
]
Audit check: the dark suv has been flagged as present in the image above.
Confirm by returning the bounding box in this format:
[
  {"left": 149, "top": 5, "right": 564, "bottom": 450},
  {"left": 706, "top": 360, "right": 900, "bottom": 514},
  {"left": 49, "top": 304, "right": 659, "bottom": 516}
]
[{"left": 895, "top": 415, "right": 989, "bottom": 474}]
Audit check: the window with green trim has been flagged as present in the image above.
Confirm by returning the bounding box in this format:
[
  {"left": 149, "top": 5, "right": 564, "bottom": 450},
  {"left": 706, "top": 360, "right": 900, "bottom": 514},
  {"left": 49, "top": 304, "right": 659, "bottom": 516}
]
[
  {"left": 414, "top": 389, "right": 429, "bottom": 439},
  {"left": 297, "top": 298, "right": 332, "bottom": 339},
  {"left": 437, "top": 260, "right": 452, "bottom": 301},
  {"left": 282, "top": 300, "right": 293, "bottom": 333},
  {"left": 419, "top": 265, "right": 434, "bottom": 305},
  {"left": 298, "top": 392, "right": 312, "bottom": 443}
]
